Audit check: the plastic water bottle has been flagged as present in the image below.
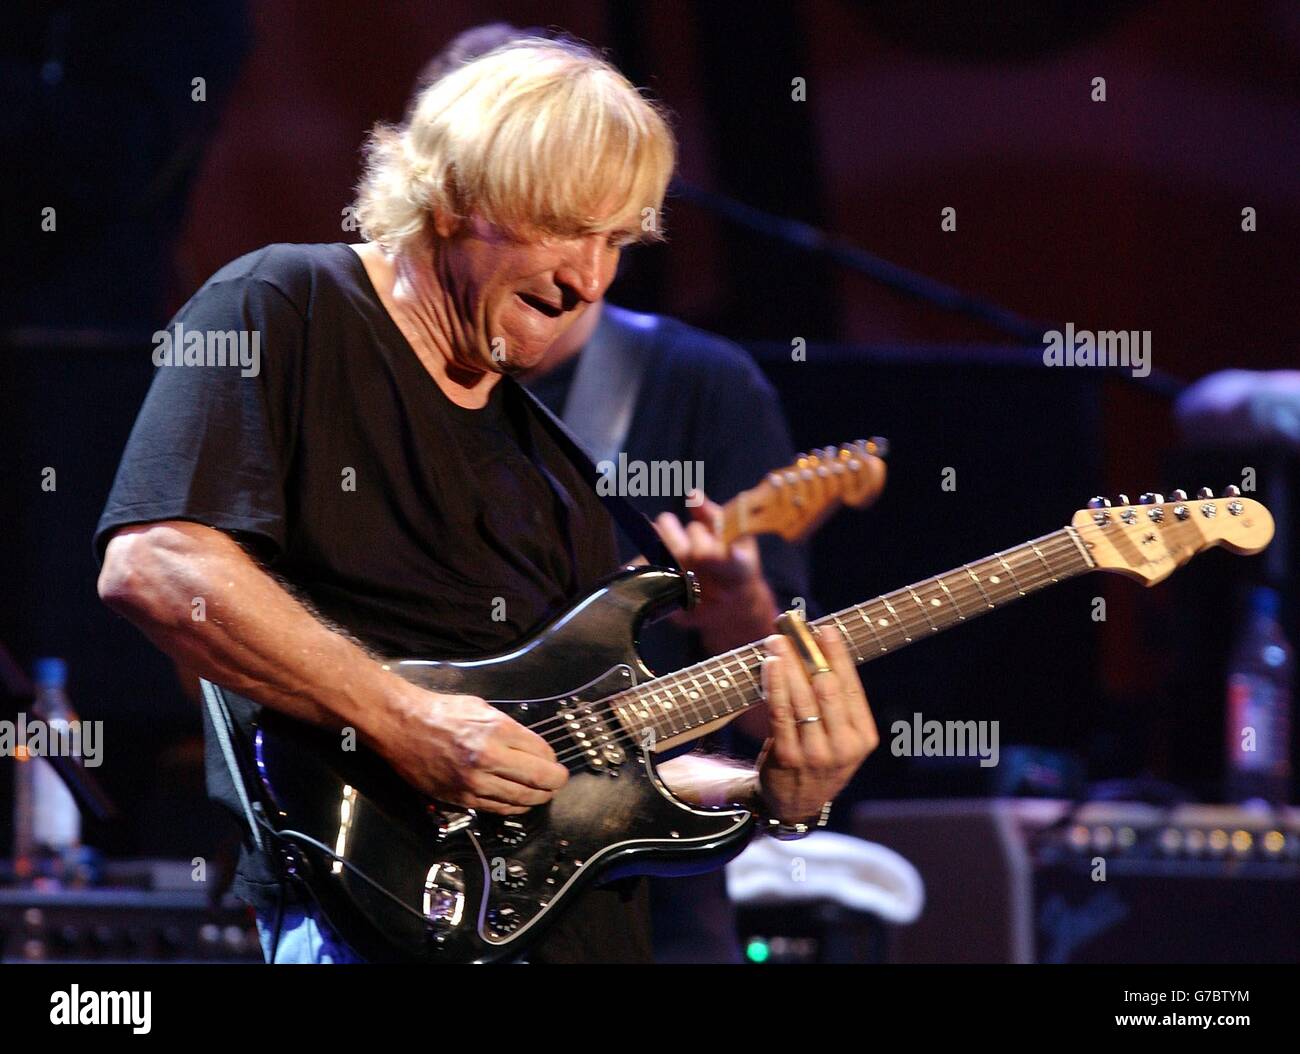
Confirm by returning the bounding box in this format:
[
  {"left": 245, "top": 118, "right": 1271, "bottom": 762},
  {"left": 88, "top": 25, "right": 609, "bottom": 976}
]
[
  {"left": 13, "top": 659, "right": 83, "bottom": 883},
  {"left": 1225, "top": 588, "right": 1294, "bottom": 805}
]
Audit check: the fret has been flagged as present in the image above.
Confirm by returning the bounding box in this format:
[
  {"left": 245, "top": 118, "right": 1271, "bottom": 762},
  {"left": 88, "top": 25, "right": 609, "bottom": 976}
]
[
  {"left": 740, "top": 646, "right": 765, "bottom": 695},
  {"left": 859, "top": 606, "right": 889, "bottom": 653},
  {"left": 742, "top": 652, "right": 765, "bottom": 708},
  {"left": 627, "top": 688, "right": 651, "bottom": 737},
  {"left": 908, "top": 586, "right": 939, "bottom": 632},
  {"left": 879, "top": 596, "right": 910, "bottom": 642},
  {"left": 710, "top": 658, "right": 737, "bottom": 696},
  {"left": 723, "top": 654, "right": 755, "bottom": 709},
  {"left": 1015, "top": 548, "right": 1037, "bottom": 587},
  {"left": 675, "top": 680, "right": 695, "bottom": 733},
  {"left": 697, "top": 667, "right": 723, "bottom": 721},
  {"left": 990, "top": 553, "right": 1023, "bottom": 597},
  {"left": 1029, "top": 542, "right": 1056, "bottom": 582},
  {"left": 937, "top": 574, "right": 965, "bottom": 620},
  {"left": 650, "top": 684, "right": 681, "bottom": 735},
  {"left": 964, "top": 564, "right": 994, "bottom": 608},
  {"left": 832, "top": 613, "right": 864, "bottom": 661},
  {"left": 712, "top": 657, "right": 745, "bottom": 711},
  {"left": 680, "top": 671, "right": 710, "bottom": 727},
  {"left": 1065, "top": 526, "right": 1095, "bottom": 568}
]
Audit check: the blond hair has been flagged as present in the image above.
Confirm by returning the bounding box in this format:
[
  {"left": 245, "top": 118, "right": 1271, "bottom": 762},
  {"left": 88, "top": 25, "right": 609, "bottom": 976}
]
[{"left": 355, "top": 39, "right": 675, "bottom": 252}]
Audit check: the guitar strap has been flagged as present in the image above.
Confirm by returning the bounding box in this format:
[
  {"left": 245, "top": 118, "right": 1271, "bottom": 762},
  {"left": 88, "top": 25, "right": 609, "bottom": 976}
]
[
  {"left": 560, "top": 304, "right": 653, "bottom": 468},
  {"left": 514, "top": 306, "right": 680, "bottom": 572}
]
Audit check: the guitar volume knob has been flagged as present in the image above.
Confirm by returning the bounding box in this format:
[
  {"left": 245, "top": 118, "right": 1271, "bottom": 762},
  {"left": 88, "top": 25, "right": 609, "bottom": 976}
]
[
  {"left": 495, "top": 819, "right": 527, "bottom": 846},
  {"left": 486, "top": 905, "right": 522, "bottom": 936}
]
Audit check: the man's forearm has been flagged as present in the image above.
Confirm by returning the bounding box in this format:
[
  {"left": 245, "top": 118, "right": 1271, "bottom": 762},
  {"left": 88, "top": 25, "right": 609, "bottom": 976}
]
[
  {"left": 97, "top": 521, "right": 413, "bottom": 746},
  {"left": 657, "top": 752, "right": 760, "bottom": 809}
]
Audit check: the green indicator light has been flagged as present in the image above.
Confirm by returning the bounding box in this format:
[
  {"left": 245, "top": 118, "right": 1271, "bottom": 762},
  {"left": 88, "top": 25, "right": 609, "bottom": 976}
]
[{"left": 745, "top": 938, "right": 770, "bottom": 963}]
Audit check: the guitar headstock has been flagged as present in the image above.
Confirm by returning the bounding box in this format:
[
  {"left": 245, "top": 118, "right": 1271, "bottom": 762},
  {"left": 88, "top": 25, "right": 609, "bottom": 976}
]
[
  {"left": 732, "top": 438, "right": 888, "bottom": 543},
  {"left": 1071, "top": 487, "right": 1274, "bottom": 585}
]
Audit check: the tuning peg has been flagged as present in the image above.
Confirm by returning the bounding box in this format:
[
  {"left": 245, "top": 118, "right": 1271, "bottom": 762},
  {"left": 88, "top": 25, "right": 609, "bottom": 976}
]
[
  {"left": 1087, "top": 496, "right": 1112, "bottom": 509},
  {"left": 1224, "top": 484, "right": 1241, "bottom": 497},
  {"left": 1116, "top": 494, "right": 1131, "bottom": 506},
  {"left": 1169, "top": 489, "right": 1188, "bottom": 502},
  {"left": 1138, "top": 492, "right": 1164, "bottom": 505},
  {"left": 1197, "top": 487, "right": 1214, "bottom": 499},
  {"left": 867, "top": 436, "right": 889, "bottom": 458}
]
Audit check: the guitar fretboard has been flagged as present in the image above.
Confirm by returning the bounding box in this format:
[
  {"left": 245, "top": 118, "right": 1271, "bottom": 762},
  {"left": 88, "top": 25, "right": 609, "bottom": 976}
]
[{"left": 609, "top": 527, "right": 1095, "bottom": 748}]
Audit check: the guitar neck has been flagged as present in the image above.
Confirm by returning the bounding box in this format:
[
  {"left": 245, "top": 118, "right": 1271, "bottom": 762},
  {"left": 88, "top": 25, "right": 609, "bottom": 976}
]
[
  {"left": 715, "top": 438, "right": 887, "bottom": 546},
  {"left": 617, "top": 525, "right": 1096, "bottom": 751},
  {"left": 716, "top": 478, "right": 784, "bottom": 546}
]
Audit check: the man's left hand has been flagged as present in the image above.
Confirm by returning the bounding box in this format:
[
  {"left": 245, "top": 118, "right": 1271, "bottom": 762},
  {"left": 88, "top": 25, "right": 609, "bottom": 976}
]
[
  {"left": 654, "top": 490, "right": 780, "bottom": 654},
  {"left": 755, "top": 626, "right": 879, "bottom": 823}
]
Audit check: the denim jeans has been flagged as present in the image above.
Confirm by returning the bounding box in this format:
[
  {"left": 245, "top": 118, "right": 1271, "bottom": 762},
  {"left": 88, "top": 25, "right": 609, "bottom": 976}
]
[{"left": 255, "top": 903, "right": 365, "bottom": 964}]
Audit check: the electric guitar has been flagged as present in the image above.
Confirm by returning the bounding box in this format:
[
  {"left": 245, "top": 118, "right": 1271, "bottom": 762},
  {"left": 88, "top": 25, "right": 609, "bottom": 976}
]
[
  {"left": 716, "top": 438, "right": 888, "bottom": 544},
  {"left": 208, "top": 487, "right": 1272, "bottom": 962}
]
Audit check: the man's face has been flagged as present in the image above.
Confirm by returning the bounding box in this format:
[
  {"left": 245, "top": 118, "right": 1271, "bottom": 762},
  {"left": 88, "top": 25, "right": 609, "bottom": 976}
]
[{"left": 435, "top": 214, "right": 626, "bottom": 373}]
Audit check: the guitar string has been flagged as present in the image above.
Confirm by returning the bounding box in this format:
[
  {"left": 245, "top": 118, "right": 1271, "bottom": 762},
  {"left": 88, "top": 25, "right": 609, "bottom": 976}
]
[
  {"left": 540, "top": 532, "right": 1088, "bottom": 766},
  {"left": 531, "top": 530, "right": 1086, "bottom": 745},
  {"left": 544, "top": 538, "right": 1083, "bottom": 762},
  {"left": 527, "top": 532, "right": 1092, "bottom": 768}
]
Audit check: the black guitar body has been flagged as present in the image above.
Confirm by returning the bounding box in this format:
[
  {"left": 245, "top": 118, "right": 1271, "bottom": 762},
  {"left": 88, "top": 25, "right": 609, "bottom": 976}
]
[{"left": 220, "top": 567, "right": 756, "bottom": 963}]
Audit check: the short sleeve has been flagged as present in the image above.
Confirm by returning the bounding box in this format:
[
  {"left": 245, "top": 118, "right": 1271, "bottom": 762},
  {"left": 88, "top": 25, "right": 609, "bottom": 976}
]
[{"left": 93, "top": 275, "right": 305, "bottom": 564}]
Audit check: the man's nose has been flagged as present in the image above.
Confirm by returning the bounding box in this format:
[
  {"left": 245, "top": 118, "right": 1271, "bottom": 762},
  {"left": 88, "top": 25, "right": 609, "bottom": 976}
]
[{"left": 555, "top": 236, "right": 609, "bottom": 304}]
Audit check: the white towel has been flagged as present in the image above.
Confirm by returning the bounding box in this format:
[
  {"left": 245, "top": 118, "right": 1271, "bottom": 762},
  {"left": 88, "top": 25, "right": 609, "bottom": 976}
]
[{"left": 726, "top": 831, "right": 925, "bottom": 924}]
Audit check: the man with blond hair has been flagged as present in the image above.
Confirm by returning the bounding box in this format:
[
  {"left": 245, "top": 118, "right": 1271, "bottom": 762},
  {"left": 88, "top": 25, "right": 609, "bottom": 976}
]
[{"left": 95, "top": 39, "right": 878, "bottom": 963}]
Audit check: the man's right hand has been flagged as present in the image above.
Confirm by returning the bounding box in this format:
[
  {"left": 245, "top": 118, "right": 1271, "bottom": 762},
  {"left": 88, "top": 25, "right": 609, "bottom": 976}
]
[
  {"left": 97, "top": 522, "right": 569, "bottom": 816},
  {"left": 377, "top": 687, "right": 570, "bottom": 814}
]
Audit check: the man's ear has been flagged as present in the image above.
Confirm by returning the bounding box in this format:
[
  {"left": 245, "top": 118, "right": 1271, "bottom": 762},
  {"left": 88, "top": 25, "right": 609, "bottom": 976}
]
[{"left": 431, "top": 207, "right": 462, "bottom": 239}]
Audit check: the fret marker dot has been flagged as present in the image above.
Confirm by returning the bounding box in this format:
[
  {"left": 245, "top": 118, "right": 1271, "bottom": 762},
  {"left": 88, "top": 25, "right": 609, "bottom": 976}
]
[
  {"left": 718, "top": 679, "right": 730, "bottom": 689},
  {"left": 688, "top": 691, "right": 699, "bottom": 700},
  {"left": 878, "top": 618, "right": 889, "bottom": 627},
  {"left": 989, "top": 575, "right": 1001, "bottom": 584},
  {"left": 930, "top": 598, "right": 941, "bottom": 607}
]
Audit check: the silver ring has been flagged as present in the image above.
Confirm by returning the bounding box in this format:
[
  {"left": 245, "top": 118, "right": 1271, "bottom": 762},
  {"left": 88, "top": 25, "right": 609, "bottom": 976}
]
[{"left": 796, "top": 715, "right": 822, "bottom": 726}]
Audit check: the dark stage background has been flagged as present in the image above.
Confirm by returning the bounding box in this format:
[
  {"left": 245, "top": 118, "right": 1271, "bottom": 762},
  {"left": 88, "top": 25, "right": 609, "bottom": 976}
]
[{"left": 2, "top": 0, "right": 1296, "bottom": 866}]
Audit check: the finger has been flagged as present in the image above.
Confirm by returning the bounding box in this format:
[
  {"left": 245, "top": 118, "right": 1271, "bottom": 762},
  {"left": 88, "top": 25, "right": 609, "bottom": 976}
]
[
  {"left": 760, "top": 643, "right": 802, "bottom": 762},
  {"left": 468, "top": 770, "right": 560, "bottom": 808},
  {"left": 686, "top": 491, "right": 724, "bottom": 532},
  {"left": 803, "top": 628, "right": 853, "bottom": 738},
  {"left": 654, "top": 511, "right": 692, "bottom": 564},
  {"left": 768, "top": 635, "right": 833, "bottom": 761},
  {"left": 685, "top": 519, "right": 727, "bottom": 562},
  {"left": 817, "top": 626, "right": 877, "bottom": 742},
  {"left": 766, "top": 634, "right": 818, "bottom": 721},
  {"left": 497, "top": 712, "right": 562, "bottom": 764},
  {"left": 485, "top": 744, "right": 570, "bottom": 792}
]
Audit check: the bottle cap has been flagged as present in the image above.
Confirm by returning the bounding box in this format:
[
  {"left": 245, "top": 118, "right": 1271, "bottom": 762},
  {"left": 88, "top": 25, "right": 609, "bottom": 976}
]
[{"left": 33, "top": 657, "right": 67, "bottom": 689}]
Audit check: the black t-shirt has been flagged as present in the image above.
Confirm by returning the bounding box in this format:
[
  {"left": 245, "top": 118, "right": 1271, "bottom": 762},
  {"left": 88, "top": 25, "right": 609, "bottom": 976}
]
[{"left": 94, "top": 242, "right": 651, "bottom": 963}]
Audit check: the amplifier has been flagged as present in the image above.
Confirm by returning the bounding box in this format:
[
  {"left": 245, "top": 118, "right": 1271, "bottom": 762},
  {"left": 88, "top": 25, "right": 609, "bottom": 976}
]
[
  {"left": 0, "top": 884, "right": 262, "bottom": 963},
  {"left": 1033, "top": 802, "right": 1299, "bottom": 963},
  {"left": 852, "top": 799, "right": 1300, "bottom": 964}
]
